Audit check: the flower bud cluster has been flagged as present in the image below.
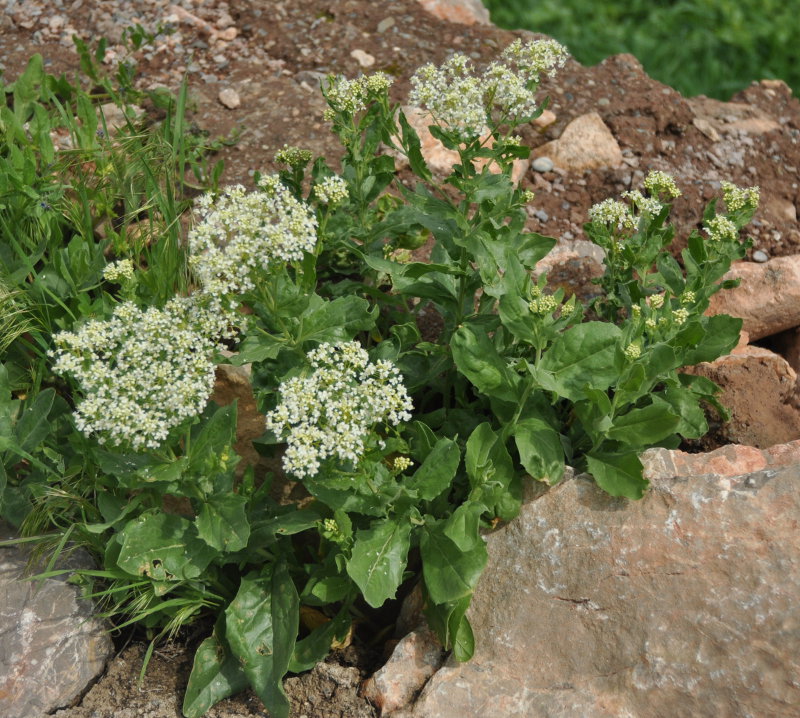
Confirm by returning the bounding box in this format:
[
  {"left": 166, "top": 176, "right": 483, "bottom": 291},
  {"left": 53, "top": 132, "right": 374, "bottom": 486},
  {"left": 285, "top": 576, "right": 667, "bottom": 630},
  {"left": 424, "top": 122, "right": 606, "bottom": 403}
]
[
  {"left": 409, "top": 39, "right": 568, "bottom": 139},
  {"left": 315, "top": 175, "right": 349, "bottom": 206},
  {"left": 103, "top": 258, "right": 135, "bottom": 282},
  {"left": 721, "top": 181, "right": 760, "bottom": 212},
  {"left": 265, "top": 341, "right": 413, "bottom": 479},
  {"left": 704, "top": 215, "right": 738, "bottom": 242},
  {"left": 588, "top": 199, "right": 636, "bottom": 232},
  {"left": 644, "top": 170, "right": 681, "bottom": 199},
  {"left": 188, "top": 177, "right": 318, "bottom": 298},
  {"left": 50, "top": 296, "right": 233, "bottom": 451},
  {"left": 621, "top": 190, "right": 663, "bottom": 216},
  {"left": 274, "top": 145, "right": 312, "bottom": 167},
  {"left": 324, "top": 72, "right": 393, "bottom": 115}
]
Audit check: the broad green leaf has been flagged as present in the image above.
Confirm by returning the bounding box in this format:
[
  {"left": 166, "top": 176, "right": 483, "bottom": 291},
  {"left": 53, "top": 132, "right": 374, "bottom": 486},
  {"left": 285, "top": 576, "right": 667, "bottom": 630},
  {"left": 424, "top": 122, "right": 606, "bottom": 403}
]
[
  {"left": 451, "top": 324, "right": 521, "bottom": 402},
  {"left": 116, "top": 513, "right": 217, "bottom": 580},
  {"left": 655, "top": 389, "right": 708, "bottom": 439},
  {"left": 420, "top": 522, "right": 487, "bottom": 604},
  {"left": 15, "top": 388, "right": 54, "bottom": 453},
  {"left": 535, "top": 322, "right": 622, "bottom": 400},
  {"left": 295, "top": 295, "right": 376, "bottom": 345},
  {"left": 398, "top": 110, "right": 432, "bottom": 182},
  {"left": 225, "top": 565, "right": 299, "bottom": 718},
  {"left": 606, "top": 403, "right": 680, "bottom": 446},
  {"left": 514, "top": 418, "right": 565, "bottom": 485},
  {"left": 682, "top": 314, "right": 742, "bottom": 365},
  {"left": 346, "top": 517, "right": 411, "bottom": 608},
  {"left": 586, "top": 451, "right": 648, "bottom": 500},
  {"left": 407, "top": 437, "right": 460, "bottom": 501},
  {"left": 451, "top": 611, "right": 475, "bottom": 662},
  {"left": 233, "top": 333, "right": 284, "bottom": 364},
  {"left": 423, "top": 593, "right": 472, "bottom": 655},
  {"left": 196, "top": 494, "right": 250, "bottom": 552},
  {"left": 248, "top": 507, "right": 325, "bottom": 546},
  {"left": 183, "top": 632, "right": 249, "bottom": 718},
  {"left": 465, "top": 422, "right": 514, "bottom": 490},
  {"left": 303, "top": 574, "right": 352, "bottom": 605},
  {"left": 288, "top": 607, "right": 351, "bottom": 673},
  {"left": 188, "top": 403, "right": 238, "bottom": 475},
  {"left": 442, "top": 500, "right": 484, "bottom": 552}
]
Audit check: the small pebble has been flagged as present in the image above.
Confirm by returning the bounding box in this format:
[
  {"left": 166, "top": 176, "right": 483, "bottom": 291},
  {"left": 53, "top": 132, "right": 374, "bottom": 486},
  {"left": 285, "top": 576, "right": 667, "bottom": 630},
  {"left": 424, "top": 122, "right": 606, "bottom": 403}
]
[
  {"left": 532, "top": 157, "right": 554, "bottom": 173},
  {"left": 752, "top": 250, "right": 769, "bottom": 263},
  {"left": 377, "top": 17, "right": 395, "bottom": 33},
  {"left": 350, "top": 49, "right": 375, "bottom": 68},
  {"left": 218, "top": 88, "right": 241, "bottom": 109},
  {"left": 534, "top": 209, "right": 549, "bottom": 222}
]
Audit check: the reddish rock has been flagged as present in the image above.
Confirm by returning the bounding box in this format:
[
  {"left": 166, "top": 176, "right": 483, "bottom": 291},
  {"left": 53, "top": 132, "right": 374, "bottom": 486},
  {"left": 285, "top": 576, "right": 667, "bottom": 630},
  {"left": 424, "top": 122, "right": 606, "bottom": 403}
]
[
  {"left": 708, "top": 256, "right": 800, "bottom": 341},
  {"left": 416, "top": 0, "right": 490, "bottom": 25},
  {"left": 403, "top": 464, "right": 800, "bottom": 717},
  {"left": 533, "top": 112, "right": 623, "bottom": 172},
  {"left": 681, "top": 345, "right": 800, "bottom": 448},
  {"left": 362, "top": 625, "right": 444, "bottom": 714}
]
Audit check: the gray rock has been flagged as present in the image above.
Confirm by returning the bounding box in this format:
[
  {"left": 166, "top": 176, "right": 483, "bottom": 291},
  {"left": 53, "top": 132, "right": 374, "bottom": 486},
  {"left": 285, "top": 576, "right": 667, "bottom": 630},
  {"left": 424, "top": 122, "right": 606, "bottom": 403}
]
[
  {"left": 406, "top": 465, "right": 800, "bottom": 717},
  {"left": 0, "top": 528, "right": 113, "bottom": 717},
  {"left": 531, "top": 156, "right": 554, "bottom": 173},
  {"left": 753, "top": 249, "right": 769, "bottom": 263}
]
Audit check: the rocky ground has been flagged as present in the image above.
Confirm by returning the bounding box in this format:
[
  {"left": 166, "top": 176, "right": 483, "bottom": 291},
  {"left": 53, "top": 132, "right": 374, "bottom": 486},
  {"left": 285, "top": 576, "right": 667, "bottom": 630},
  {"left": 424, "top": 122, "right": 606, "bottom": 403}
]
[{"left": 2, "top": 0, "right": 800, "bottom": 716}]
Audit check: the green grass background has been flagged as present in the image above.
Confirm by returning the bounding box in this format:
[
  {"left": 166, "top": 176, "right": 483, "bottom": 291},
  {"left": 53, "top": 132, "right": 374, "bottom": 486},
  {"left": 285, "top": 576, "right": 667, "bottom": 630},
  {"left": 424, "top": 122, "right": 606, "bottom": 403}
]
[{"left": 482, "top": 0, "right": 798, "bottom": 100}]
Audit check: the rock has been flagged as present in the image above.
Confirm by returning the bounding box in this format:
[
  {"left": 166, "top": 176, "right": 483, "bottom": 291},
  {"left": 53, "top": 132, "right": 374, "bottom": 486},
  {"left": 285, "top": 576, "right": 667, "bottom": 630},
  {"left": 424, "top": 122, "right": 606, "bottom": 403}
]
[
  {"left": 688, "top": 96, "right": 781, "bottom": 137},
  {"left": 218, "top": 87, "right": 241, "bottom": 109},
  {"left": 0, "top": 527, "right": 113, "bottom": 717},
  {"left": 681, "top": 345, "right": 800, "bottom": 448},
  {"left": 708, "top": 255, "right": 800, "bottom": 341},
  {"left": 377, "top": 17, "right": 396, "bottom": 33},
  {"left": 767, "top": 325, "right": 800, "bottom": 375},
  {"left": 416, "top": 0, "right": 490, "bottom": 25},
  {"left": 532, "top": 109, "right": 557, "bottom": 132},
  {"left": 391, "top": 106, "right": 529, "bottom": 184},
  {"left": 350, "top": 49, "right": 376, "bottom": 68},
  {"left": 752, "top": 249, "right": 769, "bottom": 262},
  {"left": 362, "top": 625, "right": 444, "bottom": 714},
  {"left": 531, "top": 156, "right": 554, "bottom": 173},
  {"left": 533, "top": 112, "right": 623, "bottom": 172},
  {"left": 405, "top": 463, "right": 800, "bottom": 717}
]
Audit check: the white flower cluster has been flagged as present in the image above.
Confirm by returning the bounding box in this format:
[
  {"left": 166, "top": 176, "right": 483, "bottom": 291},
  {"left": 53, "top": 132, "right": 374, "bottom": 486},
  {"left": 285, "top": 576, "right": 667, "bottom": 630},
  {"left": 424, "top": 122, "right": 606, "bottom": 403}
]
[
  {"left": 621, "top": 189, "right": 664, "bottom": 216},
  {"left": 704, "top": 215, "right": 738, "bottom": 242},
  {"left": 409, "top": 39, "right": 569, "bottom": 138},
  {"left": 588, "top": 198, "right": 636, "bottom": 232},
  {"left": 188, "top": 176, "right": 318, "bottom": 298},
  {"left": 315, "top": 175, "right": 349, "bottom": 206},
  {"left": 50, "top": 296, "right": 233, "bottom": 451},
  {"left": 264, "top": 341, "right": 413, "bottom": 478},
  {"left": 103, "top": 258, "right": 135, "bottom": 282},
  {"left": 721, "top": 181, "right": 760, "bottom": 212},
  {"left": 324, "top": 72, "right": 393, "bottom": 115}
]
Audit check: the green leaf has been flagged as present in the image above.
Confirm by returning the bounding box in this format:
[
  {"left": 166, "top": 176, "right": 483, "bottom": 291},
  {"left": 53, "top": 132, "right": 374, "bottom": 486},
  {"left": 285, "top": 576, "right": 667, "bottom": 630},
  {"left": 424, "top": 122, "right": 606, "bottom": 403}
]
[
  {"left": 586, "top": 451, "right": 648, "bottom": 500},
  {"left": 535, "top": 322, "right": 622, "bottom": 400},
  {"left": 398, "top": 110, "right": 432, "bottom": 182},
  {"left": 196, "top": 494, "right": 250, "bottom": 552},
  {"left": 288, "top": 607, "right": 351, "bottom": 673},
  {"left": 451, "top": 324, "right": 521, "bottom": 402},
  {"left": 423, "top": 593, "right": 472, "bottom": 656},
  {"left": 606, "top": 403, "right": 680, "bottom": 446},
  {"left": 116, "top": 513, "right": 217, "bottom": 580},
  {"left": 15, "top": 388, "right": 54, "bottom": 453},
  {"left": 225, "top": 565, "right": 299, "bottom": 718},
  {"left": 465, "top": 423, "right": 512, "bottom": 489},
  {"left": 295, "top": 294, "right": 376, "bottom": 346},
  {"left": 655, "top": 389, "right": 708, "bottom": 439},
  {"left": 451, "top": 611, "right": 475, "bottom": 662},
  {"left": 442, "top": 500, "right": 484, "bottom": 552},
  {"left": 233, "top": 332, "right": 284, "bottom": 363},
  {"left": 420, "top": 522, "right": 487, "bottom": 604},
  {"left": 188, "top": 403, "right": 237, "bottom": 475},
  {"left": 182, "top": 632, "right": 249, "bottom": 718},
  {"left": 407, "top": 437, "right": 460, "bottom": 501},
  {"left": 346, "top": 517, "right": 411, "bottom": 608},
  {"left": 514, "top": 418, "right": 565, "bottom": 484},
  {"left": 682, "top": 314, "right": 742, "bottom": 365}
]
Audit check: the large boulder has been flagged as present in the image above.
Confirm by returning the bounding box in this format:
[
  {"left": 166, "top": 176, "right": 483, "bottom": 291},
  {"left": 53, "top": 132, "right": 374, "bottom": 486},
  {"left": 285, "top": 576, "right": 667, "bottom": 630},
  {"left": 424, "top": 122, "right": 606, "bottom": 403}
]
[
  {"left": 0, "top": 527, "right": 114, "bottom": 718},
  {"left": 400, "top": 463, "right": 800, "bottom": 717}
]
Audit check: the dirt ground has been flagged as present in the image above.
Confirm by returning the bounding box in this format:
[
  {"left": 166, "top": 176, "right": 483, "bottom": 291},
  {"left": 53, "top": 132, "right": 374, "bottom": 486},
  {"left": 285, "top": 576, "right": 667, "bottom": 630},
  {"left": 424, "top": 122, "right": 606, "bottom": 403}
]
[{"left": 3, "top": 1, "right": 800, "bottom": 716}]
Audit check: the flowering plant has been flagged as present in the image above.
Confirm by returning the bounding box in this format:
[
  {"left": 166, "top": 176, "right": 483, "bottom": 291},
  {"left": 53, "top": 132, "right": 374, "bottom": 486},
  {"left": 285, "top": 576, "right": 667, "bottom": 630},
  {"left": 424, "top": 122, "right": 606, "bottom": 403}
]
[{"left": 0, "top": 38, "right": 758, "bottom": 718}]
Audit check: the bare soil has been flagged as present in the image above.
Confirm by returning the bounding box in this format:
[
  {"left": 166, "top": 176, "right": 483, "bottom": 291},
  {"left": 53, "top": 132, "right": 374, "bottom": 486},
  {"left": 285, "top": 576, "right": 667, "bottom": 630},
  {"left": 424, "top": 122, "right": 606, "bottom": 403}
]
[{"left": 4, "top": 1, "right": 800, "bottom": 716}]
